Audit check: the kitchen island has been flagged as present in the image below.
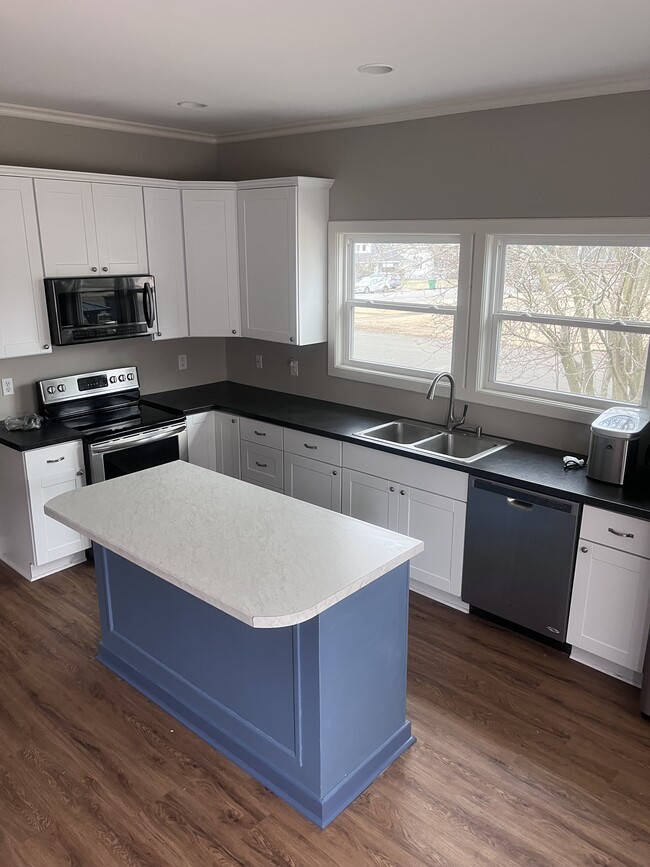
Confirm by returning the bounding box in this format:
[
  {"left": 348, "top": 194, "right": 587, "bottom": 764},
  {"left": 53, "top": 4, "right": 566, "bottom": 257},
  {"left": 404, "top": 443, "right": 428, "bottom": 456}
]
[{"left": 45, "top": 461, "right": 423, "bottom": 828}]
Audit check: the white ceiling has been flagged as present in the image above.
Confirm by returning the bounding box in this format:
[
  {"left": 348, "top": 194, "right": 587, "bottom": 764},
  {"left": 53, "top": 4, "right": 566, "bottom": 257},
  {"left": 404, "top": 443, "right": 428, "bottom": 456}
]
[{"left": 1, "top": 0, "right": 649, "bottom": 142}]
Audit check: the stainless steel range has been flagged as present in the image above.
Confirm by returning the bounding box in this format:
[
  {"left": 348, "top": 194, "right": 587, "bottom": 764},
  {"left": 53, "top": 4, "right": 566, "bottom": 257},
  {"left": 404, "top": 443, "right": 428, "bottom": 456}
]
[{"left": 38, "top": 367, "right": 188, "bottom": 483}]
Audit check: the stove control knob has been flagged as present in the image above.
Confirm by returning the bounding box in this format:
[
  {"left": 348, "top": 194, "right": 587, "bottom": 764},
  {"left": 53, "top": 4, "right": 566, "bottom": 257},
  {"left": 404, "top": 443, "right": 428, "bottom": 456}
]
[
  {"left": 127, "top": 373, "right": 135, "bottom": 381},
  {"left": 118, "top": 374, "right": 126, "bottom": 382},
  {"left": 57, "top": 384, "right": 66, "bottom": 392},
  {"left": 47, "top": 385, "right": 56, "bottom": 394},
  {"left": 109, "top": 376, "right": 117, "bottom": 383}
]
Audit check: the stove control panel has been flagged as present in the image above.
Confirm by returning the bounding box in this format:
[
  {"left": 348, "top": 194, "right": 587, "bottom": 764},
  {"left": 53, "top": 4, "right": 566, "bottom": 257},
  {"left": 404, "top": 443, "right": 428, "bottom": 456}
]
[{"left": 38, "top": 367, "right": 140, "bottom": 406}]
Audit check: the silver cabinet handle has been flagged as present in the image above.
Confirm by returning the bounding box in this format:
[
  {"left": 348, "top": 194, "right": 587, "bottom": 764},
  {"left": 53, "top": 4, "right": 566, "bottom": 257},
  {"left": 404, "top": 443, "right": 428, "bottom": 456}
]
[
  {"left": 255, "top": 461, "right": 268, "bottom": 468},
  {"left": 76, "top": 469, "right": 84, "bottom": 476},
  {"left": 332, "top": 470, "right": 338, "bottom": 476},
  {"left": 91, "top": 266, "right": 98, "bottom": 272},
  {"left": 400, "top": 489, "right": 406, "bottom": 495},
  {"left": 254, "top": 430, "right": 266, "bottom": 437},
  {"left": 231, "top": 418, "right": 237, "bottom": 424},
  {"left": 389, "top": 486, "right": 395, "bottom": 492},
  {"left": 608, "top": 527, "right": 634, "bottom": 538},
  {"left": 304, "top": 443, "right": 317, "bottom": 450},
  {"left": 231, "top": 329, "right": 237, "bottom": 335},
  {"left": 46, "top": 457, "right": 65, "bottom": 463},
  {"left": 580, "top": 546, "right": 589, "bottom": 553},
  {"left": 43, "top": 344, "right": 50, "bottom": 350},
  {"left": 102, "top": 266, "right": 108, "bottom": 272},
  {"left": 157, "top": 331, "right": 163, "bottom": 337}
]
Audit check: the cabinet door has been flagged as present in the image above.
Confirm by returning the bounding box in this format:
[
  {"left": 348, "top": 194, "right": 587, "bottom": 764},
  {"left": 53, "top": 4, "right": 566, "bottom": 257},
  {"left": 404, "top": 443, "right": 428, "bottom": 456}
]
[
  {"left": 341, "top": 469, "right": 399, "bottom": 530},
  {"left": 568, "top": 543, "right": 650, "bottom": 672},
  {"left": 238, "top": 186, "right": 297, "bottom": 343},
  {"left": 285, "top": 453, "right": 341, "bottom": 512},
  {"left": 34, "top": 178, "right": 99, "bottom": 276},
  {"left": 143, "top": 187, "right": 188, "bottom": 340},
  {"left": 0, "top": 177, "right": 52, "bottom": 358},
  {"left": 183, "top": 189, "right": 240, "bottom": 337},
  {"left": 187, "top": 412, "right": 217, "bottom": 472},
  {"left": 397, "top": 485, "right": 466, "bottom": 597},
  {"left": 215, "top": 412, "right": 241, "bottom": 479},
  {"left": 25, "top": 443, "right": 88, "bottom": 566},
  {"left": 92, "top": 183, "right": 148, "bottom": 275}
]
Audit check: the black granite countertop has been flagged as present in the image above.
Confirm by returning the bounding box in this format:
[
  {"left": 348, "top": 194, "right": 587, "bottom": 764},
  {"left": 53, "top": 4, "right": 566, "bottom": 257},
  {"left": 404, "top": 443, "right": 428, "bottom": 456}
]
[
  {"left": 143, "top": 381, "right": 650, "bottom": 521},
  {"left": 0, "top": 420, "right": 84, "bottom": 452}
]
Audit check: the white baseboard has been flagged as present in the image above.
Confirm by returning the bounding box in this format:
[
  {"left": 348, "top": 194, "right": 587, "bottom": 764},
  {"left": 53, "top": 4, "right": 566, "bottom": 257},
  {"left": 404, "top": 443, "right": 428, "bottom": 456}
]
[
  {"left": 570, "top": 647, "right": 642, "bottom": 687},
  {"left": 409, "top": 580, "right": 469, "bottom": 613},
  {"left": 2, "top": 551, "right": 88, "bottom": 582}
]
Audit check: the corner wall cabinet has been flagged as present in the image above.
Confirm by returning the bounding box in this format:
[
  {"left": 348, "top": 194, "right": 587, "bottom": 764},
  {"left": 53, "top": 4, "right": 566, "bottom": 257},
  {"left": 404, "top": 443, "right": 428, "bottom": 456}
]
[
  {"left": 567, "top": 506, "right": 650, "bottom": 684},
  {"left": 182, "top": 188, "right": 241, "bottom": 338},
  {"left": 0, "top": 441, "right": 89, "bottom": 581},
  {"left": 143, "top": 187, "right": 189, "bottom": 341},
  {"left": 0, "top": 176, "right": 51, "bottom": 358},
  {"left": 34, "top": 179, "right": 148, "bottom": 277},
  {"left": 237, "top": 179, "right": 332, "bottom": 345}
]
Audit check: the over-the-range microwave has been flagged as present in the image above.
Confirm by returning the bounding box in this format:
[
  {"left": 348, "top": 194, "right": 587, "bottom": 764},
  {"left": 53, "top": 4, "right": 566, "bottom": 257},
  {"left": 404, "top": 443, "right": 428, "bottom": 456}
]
[{"left": 44, "top": 275, "right": 157, "bottom": 345}]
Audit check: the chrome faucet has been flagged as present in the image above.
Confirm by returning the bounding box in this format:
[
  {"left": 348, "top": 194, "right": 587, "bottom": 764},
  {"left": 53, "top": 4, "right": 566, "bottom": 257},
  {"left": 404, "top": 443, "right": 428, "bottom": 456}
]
[{"left": 426, "top": 372, "right": 468, "bottom": 431}]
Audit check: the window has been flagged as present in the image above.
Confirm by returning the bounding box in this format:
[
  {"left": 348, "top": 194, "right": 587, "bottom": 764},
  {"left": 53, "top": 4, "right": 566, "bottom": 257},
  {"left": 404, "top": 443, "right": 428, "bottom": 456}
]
[
  {"left": 480, "top": 236, "right": 650, "bottom": 410},
  {"left": 329, "top": 223, "right": 472, "bottom": 392},
  {"left": 329, "top": 219, "right": 650, "bottom": 420}
]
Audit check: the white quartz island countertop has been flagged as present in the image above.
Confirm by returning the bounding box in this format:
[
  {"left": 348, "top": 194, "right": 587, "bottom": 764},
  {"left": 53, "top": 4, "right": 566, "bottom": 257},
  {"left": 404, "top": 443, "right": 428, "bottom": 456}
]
[{"left": 45, "top": 461, "right": 423, "bottom": 628}]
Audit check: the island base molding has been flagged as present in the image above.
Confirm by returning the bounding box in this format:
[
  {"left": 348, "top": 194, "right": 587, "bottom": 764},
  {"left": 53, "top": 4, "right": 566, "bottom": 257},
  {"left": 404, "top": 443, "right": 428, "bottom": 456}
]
[{"left": 93, "top": 546, "right": 415, "bottom": 828}]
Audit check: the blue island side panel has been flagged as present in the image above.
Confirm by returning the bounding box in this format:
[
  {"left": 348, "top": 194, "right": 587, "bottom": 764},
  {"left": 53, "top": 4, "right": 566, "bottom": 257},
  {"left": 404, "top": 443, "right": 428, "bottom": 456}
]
[{"left": 93, "top": 545, "right": 413, "bottom": 828}]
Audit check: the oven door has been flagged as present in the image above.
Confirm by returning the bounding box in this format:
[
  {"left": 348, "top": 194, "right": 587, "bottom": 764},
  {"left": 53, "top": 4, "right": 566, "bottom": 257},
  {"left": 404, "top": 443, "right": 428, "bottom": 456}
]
[{"left": 87, "top": 421, "right": 188, "bottom": 483}]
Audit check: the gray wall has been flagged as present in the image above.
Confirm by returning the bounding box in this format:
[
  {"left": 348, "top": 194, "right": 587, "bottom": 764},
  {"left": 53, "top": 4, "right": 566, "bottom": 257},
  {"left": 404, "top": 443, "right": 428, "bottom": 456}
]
[
  {"left": 0, "top": 116, "right": 226, "bottom": 417},
  {"left": 0, "top": 115, "right": 218, "bottom": 179},
  {"left": 220, "top": 92, "right": 650, "bottom": 452}
]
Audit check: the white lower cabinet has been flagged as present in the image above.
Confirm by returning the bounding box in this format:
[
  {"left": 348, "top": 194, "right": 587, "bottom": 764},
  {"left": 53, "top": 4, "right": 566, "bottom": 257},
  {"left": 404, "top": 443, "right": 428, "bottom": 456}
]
[
  {"left": 284, "top": 453, "right": 342, "bottom": 511},
  {"left": 342, "top": 443, "right": 468, "bottom": 610},
  {"left": 0, "top": 441, "right": 89, "bottom": 581},
  {"left": 568, "top": 506, "right": 650, "bottom": 683},
  {"left": 187, "top": 411, "right": 240, "bottom": 478}
]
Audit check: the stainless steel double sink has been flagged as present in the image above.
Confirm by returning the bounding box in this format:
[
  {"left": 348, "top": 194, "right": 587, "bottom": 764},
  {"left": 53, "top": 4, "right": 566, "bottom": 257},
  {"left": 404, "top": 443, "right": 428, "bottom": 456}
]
[{"left": 355, "top": 419, "right": 511, "bottom": 463}]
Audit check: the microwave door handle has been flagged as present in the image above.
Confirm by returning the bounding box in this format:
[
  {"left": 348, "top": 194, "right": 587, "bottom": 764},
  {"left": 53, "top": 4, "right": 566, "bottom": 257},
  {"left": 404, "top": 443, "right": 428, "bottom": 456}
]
[{"left": 143, "top": 282, "right": 155, "bottom": 328}]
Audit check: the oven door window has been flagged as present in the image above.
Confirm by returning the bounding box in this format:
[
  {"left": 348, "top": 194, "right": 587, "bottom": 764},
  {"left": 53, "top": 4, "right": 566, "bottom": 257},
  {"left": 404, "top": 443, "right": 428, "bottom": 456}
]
[{"left": 102, "top": 436, "right": 179, "bottom": 480}]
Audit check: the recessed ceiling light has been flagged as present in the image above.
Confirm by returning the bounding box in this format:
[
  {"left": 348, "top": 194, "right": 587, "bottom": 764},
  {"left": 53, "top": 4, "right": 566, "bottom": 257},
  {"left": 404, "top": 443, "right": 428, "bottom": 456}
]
[
  {"left": 176, "top": 101, "right": 208, "bottom": 109},
  {"left": 357, "top": 63, "right": 394, "bottom": 75}
]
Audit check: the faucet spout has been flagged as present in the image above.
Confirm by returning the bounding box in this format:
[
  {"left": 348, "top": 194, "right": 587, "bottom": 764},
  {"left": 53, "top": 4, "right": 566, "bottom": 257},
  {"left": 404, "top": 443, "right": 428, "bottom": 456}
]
[{"left": 426, "top": 372, "right": 466, "bottom": 430}]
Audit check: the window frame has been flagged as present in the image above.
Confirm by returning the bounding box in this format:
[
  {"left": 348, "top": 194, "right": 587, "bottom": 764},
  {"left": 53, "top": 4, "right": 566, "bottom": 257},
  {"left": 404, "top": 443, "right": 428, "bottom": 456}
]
[{"left": 329, "top": 218, "right": 650, "bottom": 423}]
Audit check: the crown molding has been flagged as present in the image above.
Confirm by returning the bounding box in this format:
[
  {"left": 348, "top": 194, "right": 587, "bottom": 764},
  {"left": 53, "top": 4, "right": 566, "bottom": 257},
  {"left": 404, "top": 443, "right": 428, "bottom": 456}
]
[
  {"left": 0, "top": 103, "right": 217, "bottom": 144},
  {"left": 212, "top": 76, "right": 650, "bottom": 144}
]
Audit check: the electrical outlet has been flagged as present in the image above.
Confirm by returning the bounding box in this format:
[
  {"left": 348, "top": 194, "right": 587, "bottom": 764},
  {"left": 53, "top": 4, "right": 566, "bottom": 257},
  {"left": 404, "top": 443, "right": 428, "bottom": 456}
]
[
  {"left": 178, "top": 354, "right": 187, "bottom": 370},
  {"left": 256, "top": 354, "right": 263, "bottom": 370},
  {"left": 289, "top": 358, "right": 299, "bottom": 377},
  {"left": 2, "top": 377, "right": 14, "bottom": 397}
]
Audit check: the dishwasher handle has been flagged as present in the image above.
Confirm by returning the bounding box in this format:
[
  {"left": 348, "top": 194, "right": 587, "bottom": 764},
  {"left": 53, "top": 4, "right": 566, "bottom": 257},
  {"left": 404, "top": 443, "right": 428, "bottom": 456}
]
[{"left": 506, "top": 497, "right": 533, "bottom": 510}]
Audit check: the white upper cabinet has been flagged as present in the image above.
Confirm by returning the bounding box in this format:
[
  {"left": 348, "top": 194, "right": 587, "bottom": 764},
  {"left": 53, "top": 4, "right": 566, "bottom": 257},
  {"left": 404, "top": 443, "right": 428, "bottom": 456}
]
[
  {"left": 0, "top": 176, "right": 52, "bottom": 358},
  {"left": 237, "top": 179, "right": 332, "bottom": 345},
  {"left": 143, "top": 187, "right": 188, "bottom": 341},
  {"left": 182, "top": 188, "right": 240, "bottom": 338},
  {"left": 34, "top": 179, "right": 148, "bottom": 276}
]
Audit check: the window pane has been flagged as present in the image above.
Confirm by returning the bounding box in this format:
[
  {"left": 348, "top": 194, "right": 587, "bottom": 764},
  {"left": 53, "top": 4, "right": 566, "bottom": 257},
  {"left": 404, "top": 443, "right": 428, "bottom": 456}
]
[
  {"left": 351, "top": 307, "right": 454, "bottom": 372},
  {"left": 495, "top": 320, "right": 649, "bottom": 403},
  {"left": 501, "top": 244, "right": 650, "bottom": 321},
  {"left": 353, "top": 241, "right": 460, "bottom": 306}
]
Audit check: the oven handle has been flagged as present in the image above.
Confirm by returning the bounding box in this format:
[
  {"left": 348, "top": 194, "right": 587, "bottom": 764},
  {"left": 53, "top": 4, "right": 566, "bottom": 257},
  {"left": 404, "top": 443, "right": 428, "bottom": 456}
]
[
  {"left": 88, "top": 421, "right": 186, "bottom": 455},
  {"left": 142, "top": 282, "right": 155, "bottom": 329}
]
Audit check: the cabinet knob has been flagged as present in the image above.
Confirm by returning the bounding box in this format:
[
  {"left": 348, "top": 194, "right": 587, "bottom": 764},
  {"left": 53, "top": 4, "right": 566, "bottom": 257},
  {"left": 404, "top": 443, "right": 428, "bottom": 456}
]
[
  {"left": 157, "top": 332, "right": 163, "bottom": 337},
  {"left": 43, "top": 344, "right": 50, "bottom": 350},
  {"left": 580, "top": 546, "right": 588, "bottom": 553},
  {"left": 102, "top": 266, "right": 109, "bottom": 272},
  {"left": 91, "top": 266, "right": 98, "bottom": 272},
  {"left": 400, "top": 489, "right": 406, "bottom": 495},
  {"left": 231, "top": 418, "right": 237, "bottom": 423},
  {"left": 76, "top": 469, "right": 84, "bottom": 476},
  {"left": 332, "top": 470, "right": 338, "bottom": 476},
  {"left": 389, "top": 486, "right": 395, "bottom": 492},
  {"left": 289, "top": 337, "right": 295, "bottom": 342},
  {"left": 231, "top": 329, "right": 237, "bottom": 335}
]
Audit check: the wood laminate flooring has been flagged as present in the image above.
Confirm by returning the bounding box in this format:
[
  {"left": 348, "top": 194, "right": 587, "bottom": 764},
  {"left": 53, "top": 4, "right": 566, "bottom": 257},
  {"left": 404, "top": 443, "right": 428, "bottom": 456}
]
[{"left": 0, "top": 559, "right": 648, "bottom": 866}]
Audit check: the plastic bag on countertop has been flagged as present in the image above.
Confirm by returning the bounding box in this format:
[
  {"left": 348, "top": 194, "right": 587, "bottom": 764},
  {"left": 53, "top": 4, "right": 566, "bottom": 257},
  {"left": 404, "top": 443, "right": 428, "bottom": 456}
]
[{"left": 2, "top": 413, "right": 43, "bottom": 431}]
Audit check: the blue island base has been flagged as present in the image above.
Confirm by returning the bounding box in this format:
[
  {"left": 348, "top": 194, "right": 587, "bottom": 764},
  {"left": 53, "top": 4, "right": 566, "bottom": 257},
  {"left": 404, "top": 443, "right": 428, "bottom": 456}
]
[{"left": 94, "top": 545, "right": 414, "bottom": 828}]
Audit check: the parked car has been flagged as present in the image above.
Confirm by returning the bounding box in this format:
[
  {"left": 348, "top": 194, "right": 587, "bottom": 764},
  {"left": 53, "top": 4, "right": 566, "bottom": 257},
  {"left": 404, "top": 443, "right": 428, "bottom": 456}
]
[{"left": 355, "top": 272, "right": 400, "bottom": 293}]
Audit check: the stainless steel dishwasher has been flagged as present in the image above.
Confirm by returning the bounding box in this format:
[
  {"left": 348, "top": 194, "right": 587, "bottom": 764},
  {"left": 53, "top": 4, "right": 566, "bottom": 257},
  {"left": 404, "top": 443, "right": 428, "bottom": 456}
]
[{"left": 462, "top": 478, "right": 580, "bottom": 642}]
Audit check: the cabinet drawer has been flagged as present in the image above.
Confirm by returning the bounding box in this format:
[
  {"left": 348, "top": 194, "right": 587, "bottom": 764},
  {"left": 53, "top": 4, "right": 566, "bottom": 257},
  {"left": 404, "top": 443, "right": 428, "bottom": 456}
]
[
  {"left": 581, "top": 506, "right": 650, "bottom": 559},
  {"left": 283, "top": 428, "right": 341, "bottom": 465},
  {"left": 240, "top": 417, "right": 284, "bottom": 450},
  {"left": 24, "top": 441, "right": 84, "bottom": 479},
  {"left": 241, "top": 442, "right": 284, "bottom": 490}
]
